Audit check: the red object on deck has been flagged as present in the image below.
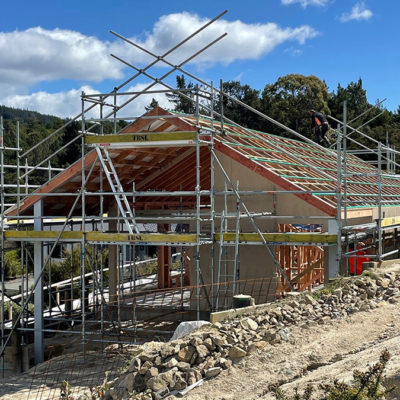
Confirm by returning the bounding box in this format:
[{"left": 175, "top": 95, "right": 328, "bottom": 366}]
[{"left": 349, "top": 246, "right": 370, "bottom": 275}]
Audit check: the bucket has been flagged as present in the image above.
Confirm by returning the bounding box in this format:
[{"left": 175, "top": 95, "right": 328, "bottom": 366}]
[{"left": 232, "top": 294, "right": 252, "bottom": 309}]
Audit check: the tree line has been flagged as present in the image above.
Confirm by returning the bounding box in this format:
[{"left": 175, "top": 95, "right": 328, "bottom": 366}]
[{"left": 1, "top": 73, "right": 399, "bottom": 180}]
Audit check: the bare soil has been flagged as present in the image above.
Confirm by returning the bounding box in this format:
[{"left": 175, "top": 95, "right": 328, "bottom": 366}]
[
  {"left": 184, "top": 299, "right": 400, "bottom": 400},
  {"left": 2, "top": 270, "right": 400, "bottom": 399}
]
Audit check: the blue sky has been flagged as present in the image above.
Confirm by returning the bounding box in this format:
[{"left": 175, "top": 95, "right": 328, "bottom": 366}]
[{"left": 1, "top": 0, "right": 398, "bottom": 117}]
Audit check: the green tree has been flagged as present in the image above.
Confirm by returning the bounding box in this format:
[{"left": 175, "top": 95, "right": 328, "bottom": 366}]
[
  {"left": 218, "top": 81, "right": 263, "bottom": 130},
  {"left": 261, "top": 74, "right": 330, "bottom": 138},
  {"left": 328, "top": 78, "right": 369, "bottom": 126},
  {"left": 166, "top": 75, "right": 195, "bottom": 114},
  {"left": 145, "top": 98, "right": 159, "bottom": 112}
]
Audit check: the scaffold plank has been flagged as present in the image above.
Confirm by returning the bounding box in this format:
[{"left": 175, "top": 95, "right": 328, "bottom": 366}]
[
  {"left": 85, "top": 232, "right": 198, "bottom": 244},
  {"left": 381, "top": 216, "right": 400, "bottom": 227},
  {"left": 216, "top": 232, "right": 337, "bottom": 244},
  {"left": 85, "top": 132, "right": 197, "bottom": 146},
  {"left": 4, "top": 230, "right": 337, "bottom": 245},
  {"left": 4, "top": 230, "right": 199, "bottom": 244},
  {"left": 4, "top": 230, "right": 83, "bottom": 241}
]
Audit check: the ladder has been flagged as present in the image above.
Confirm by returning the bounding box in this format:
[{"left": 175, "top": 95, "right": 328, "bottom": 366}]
[{"left": 96, "top": 146, "right": 140, "bottom": 234}]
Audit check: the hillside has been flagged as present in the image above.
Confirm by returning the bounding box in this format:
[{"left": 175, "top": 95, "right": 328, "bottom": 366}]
[{"left": 0, "top": 105, "right": 63, "bottom": 125}]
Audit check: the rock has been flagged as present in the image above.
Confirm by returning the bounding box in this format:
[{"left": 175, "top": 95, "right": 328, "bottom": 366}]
[
  {"left": 360, "top": 293, "right": 368, "bottom": 301},
  {"left": 177, "top": 361, "right": 191, "bottom": 371},
  {"left": 154, "top": 356, "right": 162, "bottom": 366},
  {"left": 333, "top": 288, "right": 343, "bottom": 301},
  {"left": 160, "top": 370, "right": 175, "bottom": 386},
  {"left": 385, "top": 287, "right": 395, "bottom": 296},
  {"left": 160, "top": 345, "right": 177, "bottom": 359},
  {"left": 170, "top": 321, "right": 211, "bottom": 341},
  {"left": 278, "top": 328, "right": 291, "bottom": 342},
  {"left": 269, "top": 317, "right": 279, "bottom": 325},
  {"left": 119, "top": 373, "right": 136, "bottom": 392},
  {"left": 248, "top": 341, "right": 269, "bottom": 353},
  {"left": 203, "top": 337, "right": 215, "bottom": 351},
  {"left": 377, "top": 278, "right": 390, "bottom": 288},
  {"left": 229, "top": 346, "right": 247, "bottom": 359},
  {"left": 286, "top": 292, "right": 301, "bottom": 297},
  {"left": 138, "top": 361, "right": 153, "bottom": 375},
  {"left": 190, "top": 337, "right": 203, "bottom": 347},
  {"left": 172, "top": 372, "right": 187, "bottom": 390},
  {"left": 153, "top": 388, "right": 169, "bottom": 400},
  {"left": 304, "top": 295, "right": 317, "bottom": 305},
  {"left": 263, "top": 331, "right": 281, "bottom": 344},
  {"left": 164, "top": 357, "right": 179, "bottom": 368},
  {"left": 146, "top": 367, "right": 159, "bottom": 378},
  {"left": 384, "top": 272, "right": 396, "bottom": 282},
  {"left": 186, "top": 368, "right": 202, "bottom": 382},
  {"left": 289, "top": 300, "right": 300, "bottom": 308},
  {"left": 177, "top": 345, "right": 196, "bottom": 363},
  {"left": 139, "top": 352, "right": 157, "bottom": 363},
  {"left": 354, "top": 279, "right": 366, "bottom": 288},
  {"left": 203, "top": 358, "right": 216, "bottom": 370},
  {"left": 205, "top": 367, "right": 222, "bottom": 378},
  {"left": 134, "top": 373, "right": 146, "bottom": 392},
  {"left": 147, "top": 376, "right": 168, "bottom": 392},
  {"left": 240, "top": 318, "right": 259, "bottom": 331},
  {"left": 211, "top": 335, "right": 227, "bottom": 347},
  {"left": 219, "top": 357, "right": 233, "bottom": 369},
  {"left": 196, "top": 344, "right": 209, "bottom": 359},
  {"left": 128, "top": 357, "right": 141, "bottom": 373},
  {"left": 360, "top": 304, "right": 370, "bottom": 312}
]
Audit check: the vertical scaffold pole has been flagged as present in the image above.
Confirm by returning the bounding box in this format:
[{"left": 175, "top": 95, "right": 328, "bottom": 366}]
[
  {"left": 219, "top": 80, "right": 224, "bottom": 135},
  {"left": 81, "top": 92, "right": 86, "bottom": 356},
  {"left": 16, "top": 121, "right": 21, "bottom": 226},
  {"left": 342, "top": 102, "right": 349, "bottom": 275},
  {"left": 24, "top": 158, "right": 28, "bottom": 195},
  {"left": 33, "top": 200, "right": 44, "bottom": 364},
  {"left": 216, "top": 211, "right": 225, "bottom": 311},
  {"left": 195, "top": 85, "right": 201, "bottom": 320},
  {"left": 210, "top": 83, "right": 215, "bottom": 309},
  {"left": 233, "top": 181, "right": 240, "bottom": 296},
  {"left": 378, "top": 142, "right": 383, "bottom": 259},
  {"left": 336, "top": 124, "right": 343, "bottom": 276},
  {"left": 0, "top": 116, "right": 5, "bottom": 377},
  {"left": 386, "top": 131, "right": 390, "bottom": 173},
  {"left": 342, "top": 101, "right": 348, "bottom": 227}
]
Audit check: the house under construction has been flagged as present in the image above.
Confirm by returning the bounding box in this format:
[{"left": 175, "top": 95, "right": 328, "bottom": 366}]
[{"left": 1, "top": 10, "right": 400, "bottom": 382}]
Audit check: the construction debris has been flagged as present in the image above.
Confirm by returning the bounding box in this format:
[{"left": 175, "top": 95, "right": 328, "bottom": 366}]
[{"left": 106, "top": 270, "right": 400, "bottom": 399}]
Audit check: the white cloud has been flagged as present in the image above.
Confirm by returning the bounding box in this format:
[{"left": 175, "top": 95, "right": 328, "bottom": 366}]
[
  {"left": 3, "top": 84, "right": 173, "bottom": 119},
  {"left": 340, "top": 2, "right": 373, "bottom": 22},
  {"left": 1, "top": 13, "right": 319, "bottom": 117},
  {"left": 112, "top": 12, "right": 318, "bottom": 66},
  {"left": 281, "top": 0, "right": 330, "bottom": 7},
  {"left": 0, "top": 13, "right": 318, "bottom": 96},
  {"left": 0, "top": 27, "right": 122, "bottom": 89}
]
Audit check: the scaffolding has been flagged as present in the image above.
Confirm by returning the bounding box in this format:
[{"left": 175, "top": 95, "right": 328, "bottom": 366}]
[
  {"left": 327, "top": 102, "right": 400, "bottom": 270},
  {"left": 1, "top": 10, "right": 400, "bottom": 392}
]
